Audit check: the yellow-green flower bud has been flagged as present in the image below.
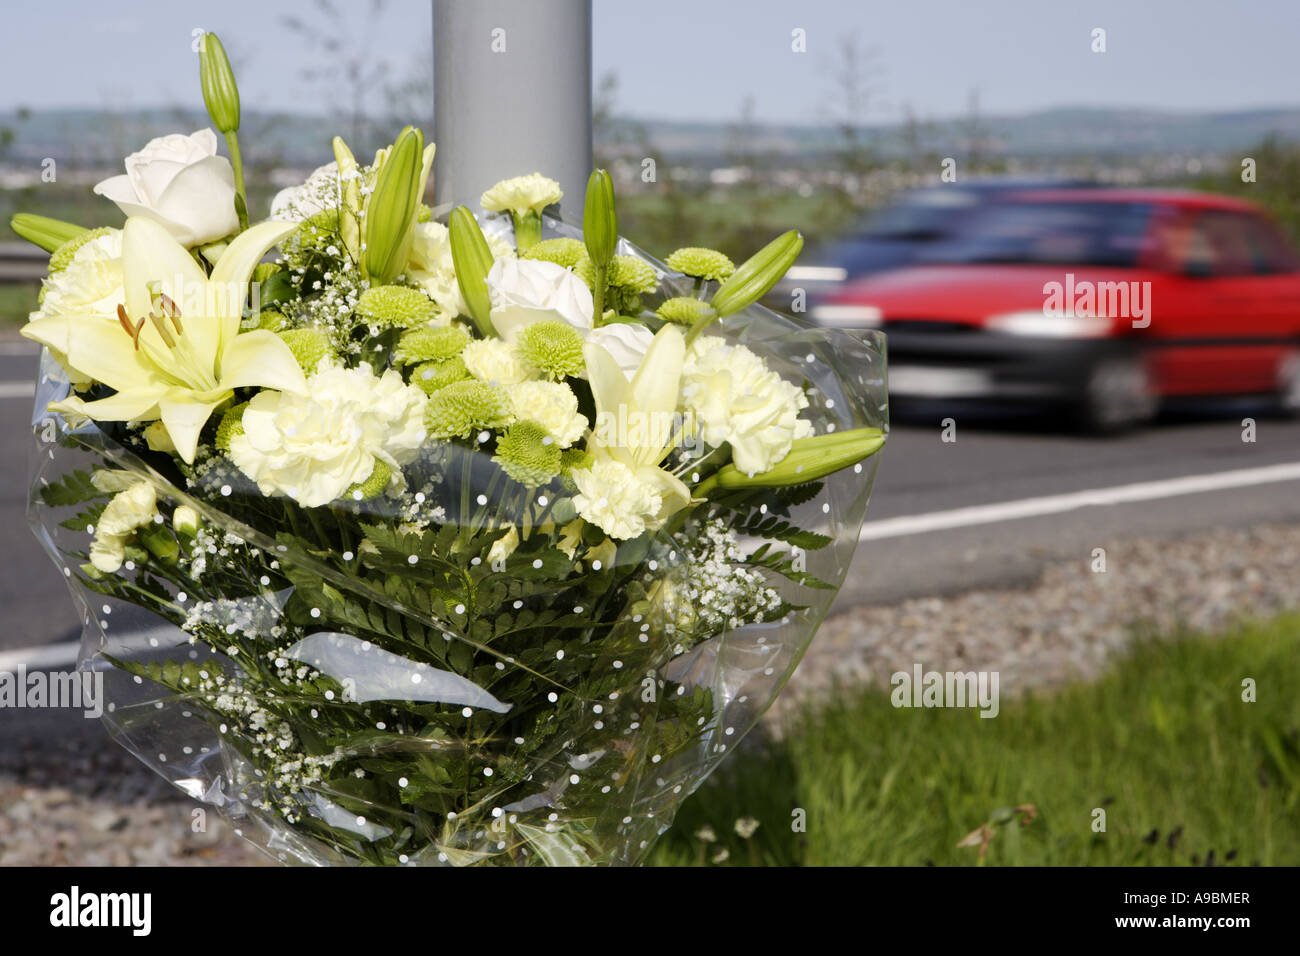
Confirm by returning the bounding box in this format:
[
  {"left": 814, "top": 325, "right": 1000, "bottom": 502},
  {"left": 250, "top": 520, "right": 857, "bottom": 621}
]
[
  {"left": 424, "top": 380, "right": 513, "bottom": 439},
  {"left": 709, "top": 230, "right": 804, "bottom": 320},
  {"left": 364, "top": 126, "right": 425, "bottom": 285},
  {"left": 707, "top": 426, "right": 885, "bottom": 489},
  {"left": 12, "top": 214, "right": 88, "bottom": 254},
  {"left": 198, "top": 31, "right": 240, "bottom": 134},
  {"left": 515, "top": 320, "right": 585, "bottom": 379},
  {"left": 172, "top": 505, "right": 201, "bottom": 540},
  {"left": 448, "top": 206, "right": 496, "bottom": 337},
  {"left": 138, "top": 524, "right": 179, "bottom": 565},
  {"left": 583, "top": 168, "right": 618, "bottom": 268},
  {"left": 656, "top": 296, "right": 712, "bottom": 325}
]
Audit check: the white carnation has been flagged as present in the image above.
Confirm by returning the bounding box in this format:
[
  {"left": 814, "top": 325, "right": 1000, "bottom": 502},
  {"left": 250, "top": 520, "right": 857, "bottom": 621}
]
[
  {"left": 571, "top": 459, "right": 662, "bottom": 541},
  {"left": 506, "top": 380, "right": 587, "bottom": 448},
  {"left": 463, "top": 338, "right": 535, "bottom": 385},
  {"left": 36, "top": 230, "right": 124, "bottom": 321},
  {"left": 480, "top": 173, "right": 563, "bottom": 216},
  {"left": 682, "top": 337, "right": 813, "bottom": 475},
  {"left": 229, "top": 364, "right": 427, "bottom": 508},
  {"left": 89, "top": 478, "right": 158, "bottom": 573}
]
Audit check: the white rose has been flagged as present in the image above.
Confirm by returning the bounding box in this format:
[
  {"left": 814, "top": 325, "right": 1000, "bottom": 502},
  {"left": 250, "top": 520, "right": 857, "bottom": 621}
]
[
  {"left": 407, "top": 221, "right": 513, "bottom": 319},
  {"left": 36, "top": 230, "right": 123, "bottom": 321},
  {"left": 93, "top": 130, "right": 239, "bottom": 247},
  {"left": 571, "top": 459, "right": 662, "bottom": 541},
  {"left": 682, "top": 338, "right": 813, "bottom": 475},
  {"left": 587, "top": 322, "right": 655, "bottom": 379},
  {"left": 229, "top": 364, "right": 427, "bottom": 508},
  {"left": 270, "top": 162, "right": 340, "bottom": 222},
  {"left": 506, "top": 380, "right": 587, "bottom": 448},
  {"left": 480, "top": 173, "right": 563, "bottom": 216},
  {"left": 462, "top": 338, "right": 535, "bottom": 386},
  {"left": 486, "top": 257, "right": 594, "bottom": 340}
]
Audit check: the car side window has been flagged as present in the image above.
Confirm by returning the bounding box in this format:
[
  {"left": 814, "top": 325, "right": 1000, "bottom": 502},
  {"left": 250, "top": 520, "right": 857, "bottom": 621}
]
[
  {"left": 1199, "top": 212, "right": 1256, "bottom": 276},
  {"left": 1243, "top": 216, "right": 1300, "bottom": 275}
]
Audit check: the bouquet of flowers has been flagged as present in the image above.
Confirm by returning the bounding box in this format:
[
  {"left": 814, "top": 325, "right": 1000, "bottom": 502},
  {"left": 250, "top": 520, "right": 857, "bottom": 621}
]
[{"left": 16, "top": 33, "right": 887, "bottom": 865}]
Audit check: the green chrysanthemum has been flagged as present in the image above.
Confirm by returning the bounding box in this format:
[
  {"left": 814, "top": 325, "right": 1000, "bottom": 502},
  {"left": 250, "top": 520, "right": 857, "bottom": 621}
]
[
  {"left": 521, "top": 237, "right": 588, "bottom": 270},
  {"left": 394, "top": 324, "right": 470, "bottom": 365},
  {"left": 576, "top": 254, "right": 659, "bottom": 295},
  {"left": 656, "top": 296, "right": 712, "bottom": 325},
  {"left": 666, "top": 247, "right": 735, "bottom": 281},
  {"left": 48, "top": 227, "right": 114, "bottom": 275},
  {"left": 214, "top": 401, "right": 249, "bottom": 453},
  {"left": 345, "top": 458, "right": 392, "bottom": 501},
  {"left": 493, "top": 420, "right": 562, "bottom": 487},
  {"left": 560, "top": 446, "right": 595, "bottom": 475},
  {"left": 257, "top": 307, "right": 288, "bottom": 332},
  {"left": 410, "top": 356, "right": 470, "bottom": 395},
  {"left": 515, "top": 320, "right": 585, "bottom": 379},
  {"left": 356, "top": 285, "right": 439, "bottom": 328},
  {"left": 277, "top": 327, "right": 334, "bottom": 374},
  {"left": 424, "top": 380, "right": 514, "bottom": 439}
]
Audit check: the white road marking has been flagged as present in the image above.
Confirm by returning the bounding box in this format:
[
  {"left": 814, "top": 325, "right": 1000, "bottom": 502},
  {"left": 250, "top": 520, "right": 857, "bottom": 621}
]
[
  {"left": 0, "top": 628, "right": 182, "bottom": 672},
  {"left": 0, "top": 380, "right": 34, "bottom": 398},
  {"left": 860, "top": 461, "right": 1300, "bottom": 540}
]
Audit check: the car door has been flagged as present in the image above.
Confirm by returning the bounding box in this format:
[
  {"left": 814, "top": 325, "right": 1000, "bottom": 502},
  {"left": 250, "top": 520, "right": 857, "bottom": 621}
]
[
  {"left": 1237, "top": 213, "right": 1300, "bottom": 392},
  {"left": 1145, "top": 207, "right": 1261, "bottom": 395}
]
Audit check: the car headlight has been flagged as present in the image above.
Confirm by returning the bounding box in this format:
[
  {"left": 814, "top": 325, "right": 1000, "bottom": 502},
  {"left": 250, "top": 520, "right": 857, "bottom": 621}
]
[
  {"left": 986, "top": 310, "right": 1113, "bottom": 338},
  {"left": 810, "top": 304, "right": 883, "bottom": 327}
]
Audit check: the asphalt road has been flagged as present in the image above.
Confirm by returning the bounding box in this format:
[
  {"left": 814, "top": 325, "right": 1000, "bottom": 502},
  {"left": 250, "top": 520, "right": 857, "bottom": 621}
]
[{"left": 1, "top": 338, "right": 1298, "bottom": 656}]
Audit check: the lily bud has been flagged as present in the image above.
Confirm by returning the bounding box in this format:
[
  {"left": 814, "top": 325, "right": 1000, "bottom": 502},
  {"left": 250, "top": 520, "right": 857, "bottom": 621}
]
[
  {"left": 582, "top": 168, "right": 618, "bottom": 268},
  {"left": 363, "top": 127, "right": 425, "bottom": 284},
  {"left": 708, "top": 426, "right": 885, "bottom": 490},
  {"left": 12, "top": 214, "right": 88, "bottom": 253},
  {"left": 709, "top": 230, "right": 804, "bottom": 318},
  {"left": 172, "top": 505, "right": 201, "bottom": 540},
  {"left": 198, "top": 31, "right": 240, "bottom": 134},
  {"left": 448, "top": 206, "right": 496, "bottom": 337}
]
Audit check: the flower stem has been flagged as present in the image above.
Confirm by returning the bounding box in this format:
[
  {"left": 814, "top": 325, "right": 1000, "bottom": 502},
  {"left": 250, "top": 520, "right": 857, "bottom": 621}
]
[{"left": 225, "top": 131, "right": 249, "bottom": 231}]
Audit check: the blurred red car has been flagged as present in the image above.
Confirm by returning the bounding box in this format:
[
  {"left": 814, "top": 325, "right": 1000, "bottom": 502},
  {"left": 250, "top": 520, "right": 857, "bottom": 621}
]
[{"left": 812, "top": 189, "right": 1300, "bottom": 430}]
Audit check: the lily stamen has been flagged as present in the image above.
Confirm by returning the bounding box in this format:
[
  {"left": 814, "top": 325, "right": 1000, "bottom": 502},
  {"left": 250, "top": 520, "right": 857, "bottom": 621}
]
[{"left": 115, "top": 304, "right": 146, "bottom": 350}]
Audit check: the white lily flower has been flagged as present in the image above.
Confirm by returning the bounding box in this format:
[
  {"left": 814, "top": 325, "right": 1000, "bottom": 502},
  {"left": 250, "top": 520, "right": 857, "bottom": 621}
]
[{"left": 22, "top": 217, "right": 307, "bottom": 463}]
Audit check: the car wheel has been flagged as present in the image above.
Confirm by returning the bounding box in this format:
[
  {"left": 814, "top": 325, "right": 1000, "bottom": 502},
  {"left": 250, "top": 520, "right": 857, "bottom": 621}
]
[
  {"left": 1075, "top": 355, "right": 1155, "bottom": 433},
  {"left": 1276, "top": 350, "right": 1300, "bottom": 417}
]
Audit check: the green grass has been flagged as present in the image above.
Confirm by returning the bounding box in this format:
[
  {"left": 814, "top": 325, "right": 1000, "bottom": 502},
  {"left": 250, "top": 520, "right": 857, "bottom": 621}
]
[
  {"left": 650, "top": 613, "right": 1300, "bottom": 866},
  {"left": 0, "top": 282, "right": 39, "bottom": 327}
]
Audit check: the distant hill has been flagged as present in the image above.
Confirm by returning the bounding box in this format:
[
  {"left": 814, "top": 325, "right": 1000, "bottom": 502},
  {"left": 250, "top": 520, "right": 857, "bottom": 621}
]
[{"left": 2, "top": 105, "right": 1299, "bottom": 169}]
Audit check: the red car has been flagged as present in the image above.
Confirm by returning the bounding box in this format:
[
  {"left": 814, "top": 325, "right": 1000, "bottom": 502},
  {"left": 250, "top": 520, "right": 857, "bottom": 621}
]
[{"left": 812, "top": 189, "right": 1300, "bottom": 430}]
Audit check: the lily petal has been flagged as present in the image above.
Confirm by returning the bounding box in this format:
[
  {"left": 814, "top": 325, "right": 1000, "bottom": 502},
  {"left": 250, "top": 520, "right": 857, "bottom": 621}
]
[
  {"left": 158, "top": 392, "right": 230, "bottom": 464},
  {"left": 22, "top": 314, "right": 159, "bottom": 395},
  {"left": 49, "top": 387, "right": 162, "bottom": 424},
  {"left": 121, "top": 217, "right": 207, "bottom": 325},
  {"left": 208, "top": 219, "right": 297, "bottom": 348},
  {"left": 217, "top": 329, "right": 308, "bottom": 393},
  {"left": 628, "top": 325, "right": 685, "bottom": 463}
]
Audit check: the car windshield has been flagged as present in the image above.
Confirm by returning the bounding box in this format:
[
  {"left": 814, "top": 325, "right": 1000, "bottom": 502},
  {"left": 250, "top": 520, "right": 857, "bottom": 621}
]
[{"left": 918, "top": 200, "right": 1154, "bottom": 267}]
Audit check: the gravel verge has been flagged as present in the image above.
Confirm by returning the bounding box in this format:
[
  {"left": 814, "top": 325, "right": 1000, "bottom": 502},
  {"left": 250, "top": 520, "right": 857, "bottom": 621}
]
[{"left": 3, "top": 519, "right": 1298, "bottom": 865}]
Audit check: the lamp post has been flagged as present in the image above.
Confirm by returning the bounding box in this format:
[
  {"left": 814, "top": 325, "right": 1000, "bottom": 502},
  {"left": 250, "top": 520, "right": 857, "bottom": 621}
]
[{"left": 432, "top": 0, "right": 593, "bottom": 219}]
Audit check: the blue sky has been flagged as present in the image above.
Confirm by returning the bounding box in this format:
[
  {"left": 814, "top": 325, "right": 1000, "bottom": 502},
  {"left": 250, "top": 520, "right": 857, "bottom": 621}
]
[{"left": 1, "top": 0, "right": 1298, "bottom": 122}]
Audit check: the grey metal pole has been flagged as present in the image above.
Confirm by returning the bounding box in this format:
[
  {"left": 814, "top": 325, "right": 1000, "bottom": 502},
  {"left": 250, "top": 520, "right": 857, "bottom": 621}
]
[{"left": 432, "top": 0, "right": 592, "bottom": 220}]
